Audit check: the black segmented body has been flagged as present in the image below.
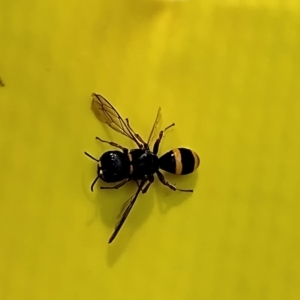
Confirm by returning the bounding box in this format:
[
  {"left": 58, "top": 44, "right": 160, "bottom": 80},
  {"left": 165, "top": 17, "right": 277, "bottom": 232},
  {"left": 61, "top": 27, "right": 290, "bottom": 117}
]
[
  {"left": 98, "top": 147, "right": 199, "bottom": 184},
  {"left": 159, "top": 148, "right": 200, "bottom": 175}
]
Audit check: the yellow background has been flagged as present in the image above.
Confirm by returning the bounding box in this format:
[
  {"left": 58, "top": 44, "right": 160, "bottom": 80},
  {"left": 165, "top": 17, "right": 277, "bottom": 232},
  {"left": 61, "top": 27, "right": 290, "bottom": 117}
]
[{"left": 1, "top": 0, "right": 300, "bottom": 299}]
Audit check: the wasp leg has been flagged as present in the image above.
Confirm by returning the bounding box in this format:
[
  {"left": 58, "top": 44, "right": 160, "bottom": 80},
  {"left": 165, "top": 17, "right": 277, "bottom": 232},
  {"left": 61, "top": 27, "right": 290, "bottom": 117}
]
[
  {"left": 96, "top": 137, "right": 128, "bottom": 152},
  {"left": 100, "top": 178, "right": 130, "bottom": 190},
  {"left": 153, "top": 123, "right": 175, "bottom": 154},
  {"left": 134, "top": 180, "right": 146, "bottom": 190},
  {"left": 141, "top": 175, "right": 154, "bottom": 194},
  {"left": 156, "top": 171, "right": 193, "bottom": 192},
  {"left": 133, "top": 180, "right": 140, "bottom": 188},
  {"left": 133, "top": 179, "right": 152, "bottom": 193},
  {"left": 125, "top": 118, "right": 146, "bottom": 148}
]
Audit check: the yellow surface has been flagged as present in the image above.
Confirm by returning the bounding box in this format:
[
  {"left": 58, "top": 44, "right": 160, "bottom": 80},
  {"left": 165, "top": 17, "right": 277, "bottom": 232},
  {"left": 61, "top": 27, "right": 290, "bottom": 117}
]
[{"left": 0, "top": 1, "right": 300, "bottom": 299}]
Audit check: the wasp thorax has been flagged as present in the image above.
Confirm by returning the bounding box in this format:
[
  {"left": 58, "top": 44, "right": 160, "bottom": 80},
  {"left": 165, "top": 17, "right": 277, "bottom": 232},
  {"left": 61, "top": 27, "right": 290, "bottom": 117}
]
[{"left": 130, "top": 149, "right": 159, "bottom": 178}]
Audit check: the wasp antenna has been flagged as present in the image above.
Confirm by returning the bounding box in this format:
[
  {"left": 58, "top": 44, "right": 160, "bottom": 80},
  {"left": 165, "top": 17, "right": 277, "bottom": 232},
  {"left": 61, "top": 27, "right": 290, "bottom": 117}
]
[
  {"left": 84, "top": 152, "right": 99, "bottom": 162},
  {"left": 164, "top": 123, "right": 175, "bottom": 131},
  {"left": 90, "top": 176, "right": 100, "bottom": 192}
]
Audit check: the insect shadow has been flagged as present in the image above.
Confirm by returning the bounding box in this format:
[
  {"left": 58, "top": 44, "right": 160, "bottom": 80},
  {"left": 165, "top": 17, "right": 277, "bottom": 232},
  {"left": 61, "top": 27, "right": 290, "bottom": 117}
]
[{"left": 155, "top": 171, "right": 198, "bottom": 214}]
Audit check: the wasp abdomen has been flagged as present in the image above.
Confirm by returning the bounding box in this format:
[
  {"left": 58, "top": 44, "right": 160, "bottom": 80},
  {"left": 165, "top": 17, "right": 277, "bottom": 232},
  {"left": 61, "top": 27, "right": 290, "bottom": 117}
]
[{"left": 159, "top": 148, "right": 200, "bottom": 175}]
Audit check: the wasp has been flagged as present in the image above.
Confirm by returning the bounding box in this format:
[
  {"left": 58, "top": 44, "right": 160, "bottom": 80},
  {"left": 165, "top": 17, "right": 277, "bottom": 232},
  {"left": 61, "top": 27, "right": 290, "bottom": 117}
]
[{"left": 85, "top": 93, "right": 200, "bottom": 243}]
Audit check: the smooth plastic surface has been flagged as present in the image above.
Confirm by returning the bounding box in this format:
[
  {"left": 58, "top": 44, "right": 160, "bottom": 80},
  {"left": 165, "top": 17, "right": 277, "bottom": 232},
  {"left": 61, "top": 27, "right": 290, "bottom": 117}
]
[{"left": 0, "top": 1, "right": 300, "bottom": 299}]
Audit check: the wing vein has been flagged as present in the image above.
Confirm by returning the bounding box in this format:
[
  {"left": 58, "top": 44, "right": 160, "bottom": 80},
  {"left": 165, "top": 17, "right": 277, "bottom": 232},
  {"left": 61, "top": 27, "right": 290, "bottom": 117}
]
[{"left": 91, "top": 93, "right": 142, "bottom": 147}]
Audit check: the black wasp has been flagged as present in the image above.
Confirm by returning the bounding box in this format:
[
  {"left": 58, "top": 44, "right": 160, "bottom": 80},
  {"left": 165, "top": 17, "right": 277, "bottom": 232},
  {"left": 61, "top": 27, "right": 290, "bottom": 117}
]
[{"left": 85, "top": 93, "right": 200, "bottom": 243}]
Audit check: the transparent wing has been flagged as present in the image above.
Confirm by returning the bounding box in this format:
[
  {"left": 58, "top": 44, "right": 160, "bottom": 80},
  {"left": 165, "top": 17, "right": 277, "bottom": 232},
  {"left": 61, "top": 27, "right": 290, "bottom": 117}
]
[
  {"left": 147, "top": 107, "right": 162, "bottom": 146},
  {"left": 91, "top": 93, "right": 141, "bottom": 146},
  {"left": 108, "top": 180, "right": 146, "bottom": 243}
]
